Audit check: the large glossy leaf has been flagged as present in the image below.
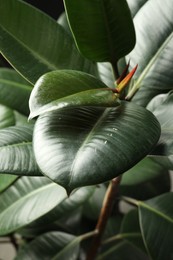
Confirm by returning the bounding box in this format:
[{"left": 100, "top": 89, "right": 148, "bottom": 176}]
[
  {"left": 64, "top": 0, "right": 135, "bottom": 63},
  {"left": 127, "top": 0, "right": 173, "bottom": 106},
  {"left": 0, "top": 176, "right": 67, "bottom": 235},
  {"left": 147, "top": 92, "right": 173, "bottom": 169},
  {"left": 0, "top": 125, "right": 41, "bottom": 176},
  {"left": 29, "top": 70, "right": 119, "bottom": 119},
  {"left": 0, "top": 0, "right": 98, "bottom": 84},
  {"left": 16, "top": 231, "right": 79, "bottom": 260},
  {"left": 0, "top": 104, "right": 15, "bottom": 128},
  {"left": 33, "top": 102, "right": 160, "bottom": 193},
  {"left": 0, "top": 68, "right": 32, "bottom": 115},
  {"left": 137, "top": 193, "right": 173, "bottom": 259},
  {"left": 120, "top": 157, "right": 170, "bottom": 200}
]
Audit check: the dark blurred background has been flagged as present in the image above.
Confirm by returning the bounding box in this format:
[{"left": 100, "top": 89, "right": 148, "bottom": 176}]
[{"left": 24, "top": 0, "right": 64, "bottom": 19}]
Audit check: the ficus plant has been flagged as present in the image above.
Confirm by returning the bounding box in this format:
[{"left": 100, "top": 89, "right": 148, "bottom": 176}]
[{"left": 0, "top": 0, "right": 173, "bottom": 259}]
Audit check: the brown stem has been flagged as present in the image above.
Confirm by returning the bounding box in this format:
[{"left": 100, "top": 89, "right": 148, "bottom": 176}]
[{"left": 86, "top": 176, "right": 121, "bottom": 260}]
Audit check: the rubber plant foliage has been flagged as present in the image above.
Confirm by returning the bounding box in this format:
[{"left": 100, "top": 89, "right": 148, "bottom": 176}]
[{"left": 0, "top": 0, "right": 172, "bottom": 259}]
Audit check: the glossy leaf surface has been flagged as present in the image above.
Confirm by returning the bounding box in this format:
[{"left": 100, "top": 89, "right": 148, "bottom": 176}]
[
  {"left": 16, "top": 231, "right": 78, "bottom": 260},
  {"left": 138, "top": 193, "right": 173, "bottom": 259},
  {"left": 0, "top": 125, "right": 40, "bottom": 176},
  {"left": 29, "top": 70, "right": 119, "bottom": 119},
  {"left": 127, "top": 0, "right": 173, "bottom": 106},
  {"left": 33, "top": 102, "right": 160, "bottom": 192},
  {"left": 0, "top": 69, "right": 32, "bottom": 115},
  {"left": 64, "top": 0, "right": 135, "bottom": 63},
  {"left": 0, "top": 177, "right": 67, "bottom": 235},
  {"left": 0, "top": 0, "right": 97, "bottom": 84}
]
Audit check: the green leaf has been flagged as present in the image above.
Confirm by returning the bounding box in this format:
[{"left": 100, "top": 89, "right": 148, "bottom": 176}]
[
  {"left": 83, "top": 185, "right": 106, "bottom": 220},
  {"left": 0, "top": 68, "right": 32, "bottom": 115},
  {"left": 0, "top": 176, "right": 67, "bottom": 235},
  {"left": 120, "top": 157, "right": 170, "bottom": 200},
  {"left": 29, "top": 70, "right": 119, "bottom": 119},
  {"left": 64, "top": 0, "right": 135, "bottom": 63},
  {"left": 97, "top": 241, "right": 149, "bottom": 260},
  {"left": 120, "top": 209, "right": 146, "bottom": 252},
  {"left": 33, "top": 102, "right": 160, "bottom": 193},
  {"left": 0, "top": 125, "right": 41, "bottom": 176},
  {"left": 147, "top": 92, "right": 173, "bottom": 169},
  {"left": 127, "top": 0, "right": 173, "bottom": 106},
  {"left": 0, "top": 0, "right": 98, "bottom": 84},
  {"left": 21, "top": 186, "right": 94, "bottom": 232},
  {"left": 16, "top": 231, "right": 78, "bottom": 260},
  {"left": 0, "top": 104, "right": 15, "bottom": 128},
  {"left": 0, "top": 174, "right": 18, "bottom": 193},
  {"left": 138, "top": 193, "right": 173, "bottom": 259}
]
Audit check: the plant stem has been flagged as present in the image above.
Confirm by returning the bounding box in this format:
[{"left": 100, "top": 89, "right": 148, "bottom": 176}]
[
  {"left": 111, "top": 61, "right": 120, "bottom": 80},
  {"left": 86, "top": 176, "right": 121, "bottom": 260},
  {"left": 9, "top": 234, "right": 18, "bottom": 251}
]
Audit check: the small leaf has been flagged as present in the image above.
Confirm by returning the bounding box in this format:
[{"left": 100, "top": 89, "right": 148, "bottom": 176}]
[
  {"left": 64, "top": 0, "right": 135, "bottom": 63},
  {"left": 33, "top": 102, "right": 160, "bottom": 193},
  {"left": 29, "top": 70, "right": 119, "bottom": 119}
]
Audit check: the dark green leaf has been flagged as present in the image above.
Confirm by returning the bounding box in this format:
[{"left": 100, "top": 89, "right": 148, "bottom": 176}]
[
  {"left": 0, "top": 0, "right": 98, "bottom": 84},
  {"left": 120, "top": 209, "right": 146, "bottom": 252},
  {"left": 0, "top": 125, "right": 41, "bottom": 176},
  {"left": 29, "top": 70, "right": 119, "bottom": 119},
  {"left": 0, "top": 68, "right": 32, "bottom": 115},
  {"left": 0, "top": 177, "right": 67, "bottom": 235},
  {"left": 83, "top": 184, "right": 106, "bottom": 220},
  {"left": 33, "top": 102, "right": 160, "bottom": 193},
  {"left": 138, "top": 193, "right": 173, "bottom": 260},
  {"left": 120, "top": 157, "right": 170, "bottom": 200},
  {"left": 97, "top": 241, "right": 149, "bottom": 260},
  {"left": 127, "top": 0, "right": 173, "bottom": 106},
  {"left": 64, "top": 0, "right": 135, "bottom": 63}
]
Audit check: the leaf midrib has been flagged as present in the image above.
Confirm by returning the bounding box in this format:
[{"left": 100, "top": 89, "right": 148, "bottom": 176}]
[
  {"left": 68, "top": 108, "right": 109, "bottom": 187},
  {"left": 0, "top": 78, "right": 32, "bottom": 91},
  {"left": 134, "top": 32, "right": 173, "bottom": 89},
  {"left": 139, "top": 202, "right": 173, "bottom": 223}
]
